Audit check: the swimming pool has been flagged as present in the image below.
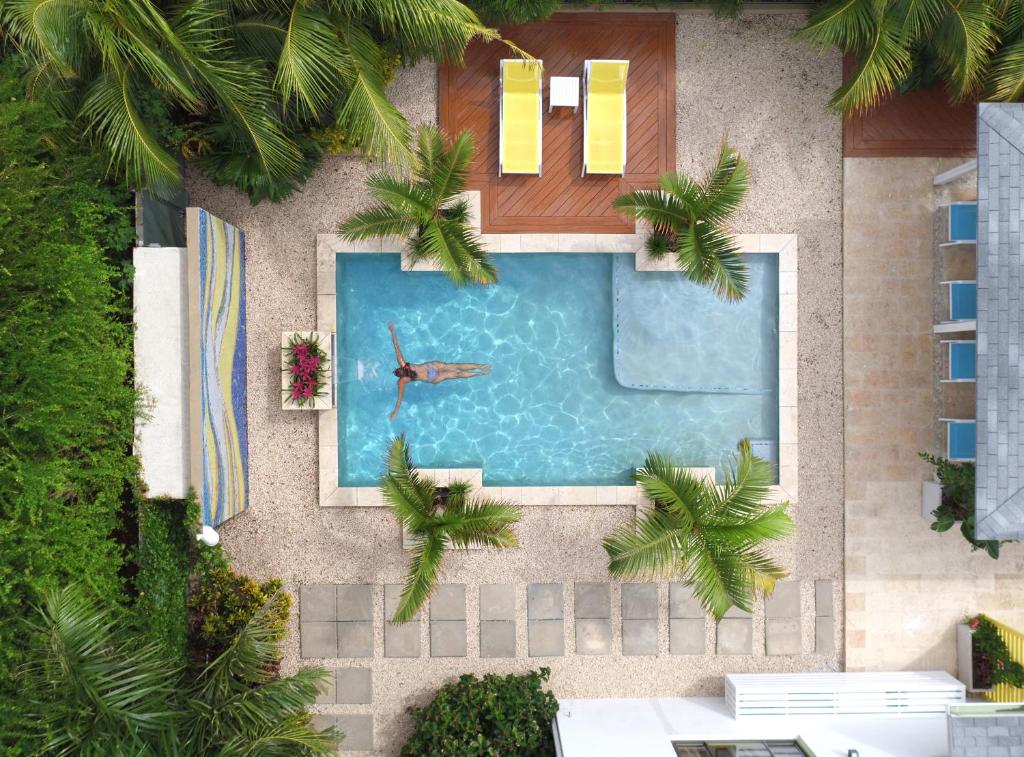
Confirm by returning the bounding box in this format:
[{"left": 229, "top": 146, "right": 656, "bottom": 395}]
[{"left": 336, "top": 253, "right": 778, "bottom": 487}]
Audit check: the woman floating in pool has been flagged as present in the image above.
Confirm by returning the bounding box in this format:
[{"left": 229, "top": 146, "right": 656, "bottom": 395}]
[{"left": 388, "top": 322, "right": 490, "bottom": 420}]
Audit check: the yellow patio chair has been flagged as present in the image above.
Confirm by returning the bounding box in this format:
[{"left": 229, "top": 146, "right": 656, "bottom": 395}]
[
  {"left": 582, "top": 60, "right": 629, "bottom": 177},
  {"left": 499, "top": 59, "right": 543, "bottom": 177}
]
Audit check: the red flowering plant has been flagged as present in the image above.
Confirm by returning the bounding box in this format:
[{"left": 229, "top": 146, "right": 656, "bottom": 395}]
[
  {"left": 967, "top": 614, "right": 1024, "bottom": 688},
  {"left": 282, "top": 334, "right": 328, "bottom": 407}
]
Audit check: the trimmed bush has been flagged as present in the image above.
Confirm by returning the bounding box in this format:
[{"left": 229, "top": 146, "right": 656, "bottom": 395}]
[
  {"left": 0, "top": 61, "right": 137, "bottom": 749},
  {"left": 402, "top": 668, "right": 559, "bottom": 756}
]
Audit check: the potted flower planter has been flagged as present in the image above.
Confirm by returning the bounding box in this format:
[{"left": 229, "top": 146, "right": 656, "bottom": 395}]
[
  {"left": 958, "top": 622, "right": 994, "bottom": 693},
  {"left": 281, "top": 331, "right": 335, "bottom": 410}
]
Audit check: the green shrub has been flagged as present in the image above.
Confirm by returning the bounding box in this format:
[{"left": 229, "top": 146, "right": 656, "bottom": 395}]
[
  {"left": 188, "top": 550, "right": 291, "bottom": 669},
  {"left": 137, "top": 496, "right": 199, "bottom": 662},
  {"left": 0, "top": 60, "right": 138, "bottom": 750},
  {"left": 920, "top": 452, "right": 1007, "bottom": 558},
  {"left": 968, "top": 615, "right": 1024, "bottom": 688},
  {"left": 467, "top": 0, "right": 560, "bottom": 23},
  {"left": 402, "top": 668, "right": 559, "bottom": 756}
]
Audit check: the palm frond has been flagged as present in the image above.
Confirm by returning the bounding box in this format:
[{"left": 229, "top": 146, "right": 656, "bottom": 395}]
[
  {"left": 392, "top": 532, "right": 445, "bottom": 623},
  {"left": 684, "top": 543, "right": 750, "bottom": 618},
  {"left": 1, "top": 0, "right": 86, "bottom": 75},
  {"left": 990, "top": 38, "right": 1024, "bottom": 100},
  {"left": 423, "top": 127, "right": 473, "bottom": 200},
  {"left": 436, "top": 218, "right": 498, "bottom": 285},
  {"left": 380, "top": 435, "right": 435, "bottom": 531},
  {"left": 613, "top": 188, "right": 691, "bottom": 234},
  {"left": 673, "top": 223, "right": 749, "bottom": 301},
  {"left": 705, "top": 438, "right": 778, "bottom": 519},
  {"left": 700, "top": 144, "right": 750, "bottom": 225},
  {"left": 339, "top": 205, "right": 418, "bottom": 241},
  {"left": 363, "top": 172, "right": 433, "bottom": 217},
  {"left": 828, "top": 15, "right": 913, "bottom": 112},
  {"left": 603, "top": 508, "right": 685, "bottom": 579},
  {"left": 932, "top": 0, "right": 999, "bottom": 99},
  {"left": 442, "top": 499, "right": 521, "bottom": 549},
  {"left": 796, "top": 0, "right": 888, "bottom": 51},
  {"left": 233, "top": 16, "right": 288, "bottom": 60},
  {"left": 274, "top": 2, "right": 347, "bottom": 116},
  {"left": 346, "top": 0, "right": 498, "bottom": 62},
  {"left": 79, "top": 73, "right": 183, "bottom": 196}
]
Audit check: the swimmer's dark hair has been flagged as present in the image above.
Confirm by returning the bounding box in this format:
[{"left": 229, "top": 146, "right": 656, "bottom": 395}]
[{"left": 394, "top": 364, "right": 416, "bottom": 379}]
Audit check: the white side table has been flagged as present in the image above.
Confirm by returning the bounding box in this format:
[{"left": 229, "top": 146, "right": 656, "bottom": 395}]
[{"left": 549, "top": 76, "right": 580, "bottom": 113}]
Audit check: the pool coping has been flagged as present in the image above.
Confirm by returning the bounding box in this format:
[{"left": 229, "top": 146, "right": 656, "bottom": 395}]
[{"left": 314, "top": 193, "right": 797, "bottom": 510}]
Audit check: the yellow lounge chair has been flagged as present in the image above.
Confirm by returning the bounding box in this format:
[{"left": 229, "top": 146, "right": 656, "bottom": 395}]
[
  {"left": 582, "top": 60, "right": 628, "bottom": 177},
  {"left": 499, "top": 59, "right": 543, "bottom": 176}
]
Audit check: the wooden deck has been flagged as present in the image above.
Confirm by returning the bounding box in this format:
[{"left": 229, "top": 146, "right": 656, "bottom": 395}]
[{"left": 440, "top": 13, "right": 676, "bottom": 234}]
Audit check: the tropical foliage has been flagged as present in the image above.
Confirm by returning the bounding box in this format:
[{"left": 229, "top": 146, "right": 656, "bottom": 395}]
[
  {"left": 402, "top": 668, "right": 559, "bottom": 756},
  {"left": 603, "top": 440, "right": 794, "bottom": 620},
  {"left": 920, "top": 452, "right": 1007, "bottom": 558},
  {"left": 341, "top": 125, "right": 498, "bottom": 286},
  {"left": 613, "top": 143, "right": 751, "bottom": 301},
  {"left": 797, "top": 0, "right": 1024, "bottom": 113},
  {"left": 968, "top": 615, "right": 1024, "bottom": 688},
  {"left": 0, "top": 61, "right": 139, "bottom": 748},
  {"left": 0, "top": 0, "right": 507, "bottom": 202},
  {"left": 467, "top": 0, "right": 560, "bottom": 23},
  {"left": 381, "top": 436, "right": 521, "bottom": 623},
  {"left": 19, "top": 584, "right": 339, "bottom": 755}
]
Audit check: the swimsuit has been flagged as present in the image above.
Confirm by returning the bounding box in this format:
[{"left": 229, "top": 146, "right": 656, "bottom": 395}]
[{"left": 425, "top": 364, "right": 439, "bottom": 381}]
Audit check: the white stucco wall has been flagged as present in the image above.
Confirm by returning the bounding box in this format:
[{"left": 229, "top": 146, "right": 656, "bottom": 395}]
[{"left": 133, "top": 246, "right": 190, "bottom": 498}]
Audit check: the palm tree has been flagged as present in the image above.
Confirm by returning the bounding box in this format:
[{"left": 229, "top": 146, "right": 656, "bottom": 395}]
[
  {"left": 340, "top": 125, "right": 498, "bottom": 286},
  {"left": 602, "top": 440, "right": 794, "bottom": 620},
  {"left": 796, "top": 0, "right": 1018, "bottom": 113},
  {"left": 1, "top": 0, "right": 506, "bottom": 200},
  {"left": 381, "top": 436, "right": 521, "bottom": 623},
  {"left": 613, "top": 144, "right": 750, "bottom": 301},
  {"left": 19, "top": 584, "right": 340, "bottom": 755}
]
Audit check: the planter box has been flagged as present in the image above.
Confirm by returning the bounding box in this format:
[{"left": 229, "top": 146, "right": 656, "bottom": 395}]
[
  {"left": 922, "top": 479, "right": 943, "bottom": 519},
  {"left": 281, "top": 331, "right": 335, "bottom": 410},
  {"left": 957, "top": 622, "right": 994, "bottom": 693}
]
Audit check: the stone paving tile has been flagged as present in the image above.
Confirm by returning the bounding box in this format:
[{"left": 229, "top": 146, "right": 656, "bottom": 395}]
[
  {"left": 815, "top": 580, "right": 834, "bottom": 617},
  {"left": 765, "top": 581, "right": 801, "bottom": 618},
  {"left": 816, "top": 616, "right": 835, "bottom": 654},
  {"left": 766, "top": 617, "right": 802, "bottom": 655},
  {"left": 430, "top": 620, "right": 467, "bottom": 657},
  {"left": 669, "top": 583, "right": 704, "bottom": 618},
  {"left": 337, "top": 585, "right": 373, "bottom": 621},
  {"left": 311, "top": 713, "right": 337, "bottom": 733},
  {"left": 480, "top": 620, "right": 516, "bottom": 657},
  {"left": 337, "top": 668, "right": 372, "bottom": 704},
  {"left": 621, "top": 584, "right": 658, "bottom": 619},
  {"left": 528, "top": 619, "right": 564, "bottom": 657},
  {"left": 622, "top": 619, "right": 658, "bottom": 656},
  {"left": 480, "top": 584, "right": 515, "bottom": 620},
  {"left": 574, "top": 582, "right": 610, "bottom": 619},
  {"left": 717, "top": 618, "right": 752, "bottom": 654},
  {"left": 338, "top": 714, "right": 373, "bottom": 752},
  {"left": 315, "top": 670, "right": 336, "bottom": 704},
  {"left": 337, "top": 622, "right": 373, "bottom": 658},
  {"left": 669, "top": 618, "right": 705, "bottom": 655},
  {"left": 301, "top": 585, "right": 337, "bottom": 621},
  {"left": 575, "top": 618, "right": 612, "bottom": 654},
  {"left": 723, "top": 604, "right": 752, "bottom": 619},
  {"left": 430, "top": 585, "right": 466, "bottom": 620},
  {"left": 301, "top": 622, "right": 337, "bottom": 658},
  {"left": 384, "top": 584, "right": 420, "bottom": 621},
  {"left": 527, "top": 583, "right": 563, "bottom": 620}
]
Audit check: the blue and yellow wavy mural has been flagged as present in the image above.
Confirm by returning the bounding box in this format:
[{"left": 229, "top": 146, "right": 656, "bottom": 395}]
[{"left": 188, "top": 208, "right": 249, "bottom": 526}]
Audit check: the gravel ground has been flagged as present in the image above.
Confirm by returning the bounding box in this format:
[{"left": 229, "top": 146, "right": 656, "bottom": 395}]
[{"left": 186, "top": 13, "right": 843, "bottom": 754}]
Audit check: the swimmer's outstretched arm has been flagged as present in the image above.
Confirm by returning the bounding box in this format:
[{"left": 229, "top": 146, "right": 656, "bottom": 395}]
[
  {"left": 388, "top": 322, "right": 406, "bottom": 366},
  {"left": 390, "top": 377, "right": 409, "bottom": 421}
]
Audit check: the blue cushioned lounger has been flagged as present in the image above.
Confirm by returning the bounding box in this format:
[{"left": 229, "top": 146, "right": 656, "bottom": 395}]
[
  {"left": 949, "top": 281, "right": 977, "bottom": 321},
  {"left": 946, "top": 420, "right": 976, "bottom": 462},
  {"left": 948, "top": 202, "right": 977, "bottom": 243},
  {"left": 948, "top": 341, "right": 976, "bottom": 381}
]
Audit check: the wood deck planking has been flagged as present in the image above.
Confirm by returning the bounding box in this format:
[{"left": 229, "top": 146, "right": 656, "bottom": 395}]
[{"left": 440, "top": 13, "right": 676, "bottom": 233}]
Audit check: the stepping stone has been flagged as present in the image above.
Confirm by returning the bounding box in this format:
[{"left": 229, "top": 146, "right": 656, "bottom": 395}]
[
  {"left": 338, "top": 714, "right": 373, "bottom": 752},
  {"left": 669, "top": 583, "right": 704, "bottom": 618},
  {"left": 621, "top": 584, "right": 658, "bottom": 620},
  {"left": 528, "top": 619, "right": 564, "bottom": 657},
  {"left": 816, "top": 616, "right": 835, "bottom": 654},
  {"left": 575, "top": 618, "right": 612, "bottom": 655},
  {"left": 311, "top": 713, "right": 337, "bottom": 733},
  {"left": 765, "top": 617, "right": 802, "bottom": 656},
  {"left": 430, "top": 620, "right": 467, "bottom": 657},
  {"left": 315, "top": 670, "right": 336, "bottom": 704},
  {"left": 337, "top": 668, "right": 372, "bottom": 704},
  {"left": 622, "top": 619, "right": 658, "bottom": 656},
  {"left": 480, "top": 620, "right": 516, "bottom": 658},
  {"left": 670, "top": 618, "right": 705, "bottom": 655},
  {"left": 815, "top": 580, "right": 834, "bottom": 617},
  {"left": 337, "top": 585, "right": 373, "bottom": 621},
  {"left": 528, "top": 584, "right": 563, "bottom": 620},
  {"left": 723, "top": 604, "right": 752, "bottom": 619},
  {"left": 384, "top": 585, "right": 421, "bottom": 658},
  {"left": 717, "top": 618, "right": 752, "bottom": 655},
  {"left": 765, "top": 581, "right": 801, "bottom": 618},
  {"left": 301, "top": 585, "right": 337, "bottom": 621},
  {"left": 480, "top": 584, "right": 515, "bottom": 620},
  {"left": 430, "top": 585, "right": 466, "bottom": 620},
  {"left": 574, "top": 583, "right": 610, "bottom": 619},
  {"left": 301, "top": 622, "right": 337, "bottom": 658},
  {"left": 337, "top": 622, "right": 373, "bottom": 658}
]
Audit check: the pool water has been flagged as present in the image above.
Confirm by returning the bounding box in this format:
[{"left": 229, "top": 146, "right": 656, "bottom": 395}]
[{"left": 337, "top": 253, "right": 778, "bottom": 487}]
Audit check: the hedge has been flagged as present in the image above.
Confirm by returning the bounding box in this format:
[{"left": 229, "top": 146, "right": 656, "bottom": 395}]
[{"left": 0, "top": 61, "right": 138, "bottom": 748}]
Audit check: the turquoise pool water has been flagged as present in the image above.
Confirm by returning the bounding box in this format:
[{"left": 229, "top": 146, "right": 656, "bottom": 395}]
[{"left": 336, "top": 253, "right": 778, "bottom": 487}]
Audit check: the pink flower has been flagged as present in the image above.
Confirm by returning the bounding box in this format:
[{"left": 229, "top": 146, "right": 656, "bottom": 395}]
[
  {"left": 293, "top": 342, "right": 309, "bottom": 355},
  {"left": 290, "top": 364, "right": 302, "bottom": 374},
  {"left": 971, "top": 618, "right": 980, "bottom": 630},
  {"left": 290, "top": 385, "right": 302, "bottom": 400},
  {"left": 302, "top": 386, "right": 313, "bottom": 398},
  {"left": 308, "top": 355, "right": 320, "bottom": 368}
]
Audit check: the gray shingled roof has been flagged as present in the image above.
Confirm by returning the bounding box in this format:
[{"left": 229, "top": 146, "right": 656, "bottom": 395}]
[{"left": 975, "top": 103, "right": 1024, "bottom": 541}]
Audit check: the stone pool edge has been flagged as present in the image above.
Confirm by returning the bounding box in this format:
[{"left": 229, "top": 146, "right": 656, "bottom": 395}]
[{"left": 314, "top": 193, "right": 798, "bottom": 512}]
